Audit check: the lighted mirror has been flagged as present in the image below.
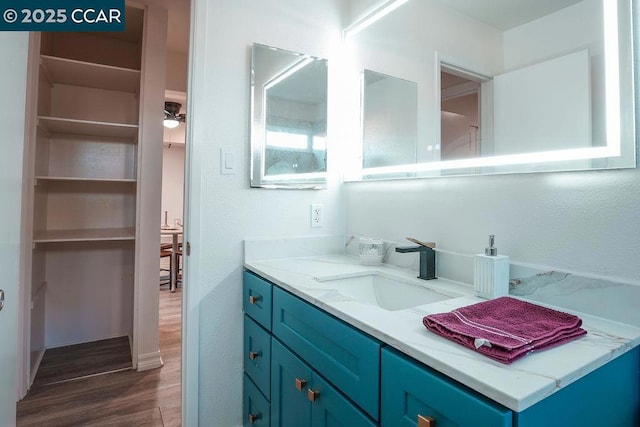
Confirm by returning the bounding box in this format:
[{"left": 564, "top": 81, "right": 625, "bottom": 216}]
[
  {"left": 344, "top": 0, "right": 635, "bottom": 180},
  {"left": 250, "top": 43, "right": 328, "bottom": 189}
]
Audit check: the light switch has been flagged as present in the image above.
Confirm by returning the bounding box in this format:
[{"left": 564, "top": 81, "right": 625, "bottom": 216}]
[{"left": 220, "top": 148, "right": 237, "bottom": 175}]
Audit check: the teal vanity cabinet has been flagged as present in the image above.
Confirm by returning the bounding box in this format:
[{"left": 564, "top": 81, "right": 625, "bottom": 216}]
[
  {"left": 243, "top": 270, "right": 380, "bottom": 426},
  {"left": 271, "top": 339, "right": 376, "bottom": 427},
  {"left": 271, "top": 286, "right": 381, "bottom": 420},
  {"left": 382, "top": 347, "right": 513, "bottom": 427},
  {"left": 245, "top": 269, "right": 640, "bottom": 427},
  {"left": 243, "top": 271, "right": 273, "bottom": 426},
  {"left": 244, "top": 373, "right": 270, "bottom": 426},
  {"left": 382, "top": 346, "right": 640, "bottom": 427}
]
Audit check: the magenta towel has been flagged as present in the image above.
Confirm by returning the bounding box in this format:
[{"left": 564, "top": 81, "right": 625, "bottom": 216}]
[{"left": 423, "top": 297, "right": 586, "bottom": 364}]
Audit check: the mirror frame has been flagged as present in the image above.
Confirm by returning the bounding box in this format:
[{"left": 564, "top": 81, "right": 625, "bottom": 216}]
[
  {"left": 250, "top": 43, "right": 329, "bottom": 189},
  {"left": 343, "top": 0, "right": 636, "bottom": 181}
]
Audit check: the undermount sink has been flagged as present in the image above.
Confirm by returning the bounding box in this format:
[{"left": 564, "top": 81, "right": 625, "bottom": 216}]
[{"left": 314, "top": 271, "right": 457, "bottom": 311}]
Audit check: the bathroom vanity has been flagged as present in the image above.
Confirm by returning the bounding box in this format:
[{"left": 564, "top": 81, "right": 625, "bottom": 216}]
[{"left": 242, "top": 252, "right": 640, "bottom": 427}]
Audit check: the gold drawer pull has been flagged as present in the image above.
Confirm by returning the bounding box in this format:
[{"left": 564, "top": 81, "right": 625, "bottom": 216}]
[
  {"left": 249, "top": 295, "right": 261, "bottom": 304},
  {"left": 307, "top": 389, "right": 320, "bottom": 402},
  {"left": 248, "top": 351, "right": 259, "bottom": 360},
  {"left": 418, "top": 414, "right": 435, "bottom": 427},
  {"left": 295, "top": 378, "right": 307, "bottom": 391},
  {"left": 248, "top": 412, "right": 261, "bottom": 424}
]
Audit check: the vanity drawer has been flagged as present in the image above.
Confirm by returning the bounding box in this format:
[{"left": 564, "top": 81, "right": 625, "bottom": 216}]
[
  {"left": 243, "top": 373, "right": 270, "bottom": 427},
  {"left": 243, "top": 270, "right": 272, "bottom": 330},
  {"left": 244, "top": 315, "right": 271, "bottom": 399},
  {"left": 272, "top": 286, "right": 381, "bottom": 420},
  {"left": 381, "top": 347, "right": 512, "bottom": 427}
]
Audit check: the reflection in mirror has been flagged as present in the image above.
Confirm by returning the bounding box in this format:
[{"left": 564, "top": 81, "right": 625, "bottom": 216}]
[
  {"left": 250, "top": 43, "right": 328, "bottom": 188},
  {"left": 345, "top": 0, "right": 635, "bottom": 180},
  {"left": 440, "top": 67, "right": 482, "bottom": 161},
  {"left": 362, "top": 70, "right": 417, "bottom": 168}
]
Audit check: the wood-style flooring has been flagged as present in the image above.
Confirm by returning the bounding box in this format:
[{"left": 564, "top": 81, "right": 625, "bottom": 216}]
[
  {"left": 16, "top": 287, "right": 182, "bottom": 426},
  {"left": 32, "top": 336, "right": 132, "bottom": 387}
]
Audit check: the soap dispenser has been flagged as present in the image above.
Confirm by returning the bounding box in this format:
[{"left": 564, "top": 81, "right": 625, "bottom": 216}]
[{"left": 474, "top": 235, "right": 510, "bottom": 299}]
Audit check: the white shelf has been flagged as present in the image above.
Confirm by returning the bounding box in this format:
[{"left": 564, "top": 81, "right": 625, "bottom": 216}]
[
  {"left": 40, "top": 55, "right": 141, "bottom": 93},
  {"left": 38, "top": 116, "right": 138, "bottom": 139},
  {"left": 35, "top": 176, "right": 137, "bottom": 184},
  {"left": 33, "top": 227, "right": 136, "bottom": 243}
]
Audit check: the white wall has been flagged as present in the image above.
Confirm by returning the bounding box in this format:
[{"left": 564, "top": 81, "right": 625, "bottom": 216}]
[
  {"left": 188, "top": 0, "right": 346, "bottom": 424},
  {"left": 161, "top": 144, "right": 185, "bottom": 227},
  {"left": 502, "top": 0, "right": 606, "bottom": 151},
  {"left": 166, "top": 50, "right": 189, "bottom": 92},
  {"left": 345, "top": 167, "right": 640, "bottom": 285},
  {"left": 1, "top": 32, "right": 28, "bottom": 424}
]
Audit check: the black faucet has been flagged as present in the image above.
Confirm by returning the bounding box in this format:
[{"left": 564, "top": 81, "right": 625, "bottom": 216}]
[{"left": 395, "top": 245, "right": 436, "bottom": 280}]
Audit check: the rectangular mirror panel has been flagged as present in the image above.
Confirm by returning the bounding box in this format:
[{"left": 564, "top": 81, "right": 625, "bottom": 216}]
[
  {"left": 344, "top": 0, "right": 635, "bottom": 180},
  {"left": 251, "top": 43, "right": 328, "bottom": 188}
]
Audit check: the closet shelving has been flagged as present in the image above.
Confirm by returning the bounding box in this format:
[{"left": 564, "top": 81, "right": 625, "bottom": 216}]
[
  {"left": 33, "top": 227, "right": 136, "bottom": 243},
  {"left": 33, "top": 32, "right": 141, "bottom": 244},
  {"left": 27, "top": 9, "right": 145, "bottom": 385},
  {"left": 37, "top": 116, "right": 139, "bottom": 139},
  {"left": 39, "top": 54, "right": 141, "bottom": 93}
]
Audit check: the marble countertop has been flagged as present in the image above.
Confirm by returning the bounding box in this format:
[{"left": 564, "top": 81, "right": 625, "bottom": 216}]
[{"left": 244, "top": 254, "right": 640, "bottom": 412}]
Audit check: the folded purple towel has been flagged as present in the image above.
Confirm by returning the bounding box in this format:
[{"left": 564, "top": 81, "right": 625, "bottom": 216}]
[{"left": 423, "top": 297, "right": 586, "bottom": 364}]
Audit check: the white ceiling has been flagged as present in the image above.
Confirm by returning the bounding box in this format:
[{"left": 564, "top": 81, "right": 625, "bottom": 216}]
[
  {"left": 348, "top": 0, "right": 584, "bottom": 31},
  {"left": 430, "top": 0, "right": 583, "bottom": 31}
]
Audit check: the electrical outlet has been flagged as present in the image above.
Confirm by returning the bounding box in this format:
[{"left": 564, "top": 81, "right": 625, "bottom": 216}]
[{"left": 311, "top": 204, "right": 323, "bottom": 228}]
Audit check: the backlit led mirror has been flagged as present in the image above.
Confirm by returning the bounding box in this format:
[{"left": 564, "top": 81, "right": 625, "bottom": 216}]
[
  {"left": 344, "top": 0, "right": 635, "bottom": 180},
  {"left": 250, "top": 43, "right": 329, "bottom": 188}
]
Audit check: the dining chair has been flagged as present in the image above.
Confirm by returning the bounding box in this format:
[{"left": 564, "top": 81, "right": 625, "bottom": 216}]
[{"left": 160, "top": 243, "right": 172, "bottom": 286}]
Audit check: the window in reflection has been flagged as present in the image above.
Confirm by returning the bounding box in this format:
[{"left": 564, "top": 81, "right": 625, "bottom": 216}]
[{"left": 266, "top": 130, "right": 309, "bottom": 150}]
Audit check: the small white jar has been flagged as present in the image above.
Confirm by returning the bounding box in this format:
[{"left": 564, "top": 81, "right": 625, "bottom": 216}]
[{"left": 359, "top": 238, "right": 384, "bottom": 265}]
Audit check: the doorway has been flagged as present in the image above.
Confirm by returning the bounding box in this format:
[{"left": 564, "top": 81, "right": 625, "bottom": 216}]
[
  {"left": 440, "top": 66, "right": 482, "bottom": 161},
  {"left": 14, "top": 1, "right": 190, "bottom": 422}
]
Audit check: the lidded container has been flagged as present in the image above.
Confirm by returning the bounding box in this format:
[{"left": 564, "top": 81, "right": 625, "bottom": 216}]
[{"left": 359, "top": 238, "right": 384, "bottom": 265}]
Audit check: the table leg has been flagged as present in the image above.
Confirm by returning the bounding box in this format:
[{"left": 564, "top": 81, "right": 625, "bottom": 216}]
[{"left": 170, "top": 234, "right": 178, "bottom": 292}]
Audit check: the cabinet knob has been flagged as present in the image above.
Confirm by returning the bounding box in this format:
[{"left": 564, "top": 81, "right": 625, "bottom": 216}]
[
  {"left": 295, "top": 378, "right": 307, "bottom": 391},
  {"left": 248, "top": 412, "right": 261, "bottom": 424},
  {"left": 248, "top": 351, "right": 260, "bottom": 360},
  {"left": 249, "top": 295, "right": 261, "bottom": 304},
  {"left": 418, "top": 414, "right": 435, "bottom": 427},
  {"left": 307, "top": 389, "right": 320, "bottom": 403}
]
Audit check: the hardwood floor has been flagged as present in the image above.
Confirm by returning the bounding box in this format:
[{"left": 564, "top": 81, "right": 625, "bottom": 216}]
[
  {"left": 16, "top": 287, "right": 182, "bottom": 426},
  {"left": 32, "top": 336, "right": 132, "bottom": 387}
]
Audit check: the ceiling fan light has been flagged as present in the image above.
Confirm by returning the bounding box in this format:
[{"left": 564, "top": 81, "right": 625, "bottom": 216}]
[
  {"left": 163, "top": 118, "right": 180, "bottom": 129},
  {"left": 163, "top": 101, "right": 185, "bottom": 128}
]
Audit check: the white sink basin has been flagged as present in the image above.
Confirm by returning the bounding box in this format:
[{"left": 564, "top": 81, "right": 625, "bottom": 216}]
[{"left": 314, "top": 271, "right": 457, "bottom": 311}]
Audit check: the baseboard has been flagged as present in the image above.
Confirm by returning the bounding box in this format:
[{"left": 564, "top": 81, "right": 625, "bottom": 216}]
[{"left": 137, "top": 350, "right": 163, "bottom": 371}]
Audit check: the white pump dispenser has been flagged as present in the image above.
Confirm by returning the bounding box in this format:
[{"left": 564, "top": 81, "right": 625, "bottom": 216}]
[{"left": 474, "top": 235, "right": 510, "bottom": 299}]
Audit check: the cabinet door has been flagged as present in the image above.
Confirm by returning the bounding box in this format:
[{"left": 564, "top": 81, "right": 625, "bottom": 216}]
[
  {"left": 311, "top": 373, "right": 377, "bottom": 427},
  {"left": 382, "top": 348, "right": 512, "bottom": 427},
  {"left": 243, "top": 374, "right": 270, "bottom": 427},
  {"left": 243, "top": 270, "right": 273, "bottom": 330},
  {"left": 244, "top": 315, "right": 271, "bottom": 399},
  {"left": 273, "top": 286, "right": 380, "bottom": 419},
  {"left": 271, "top": 339, "right": 312, "bottom": 427}
]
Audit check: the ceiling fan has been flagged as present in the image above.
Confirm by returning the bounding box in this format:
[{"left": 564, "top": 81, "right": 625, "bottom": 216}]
[{"left": 164, "top": 101, "right": 186, "bottom": 129}]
